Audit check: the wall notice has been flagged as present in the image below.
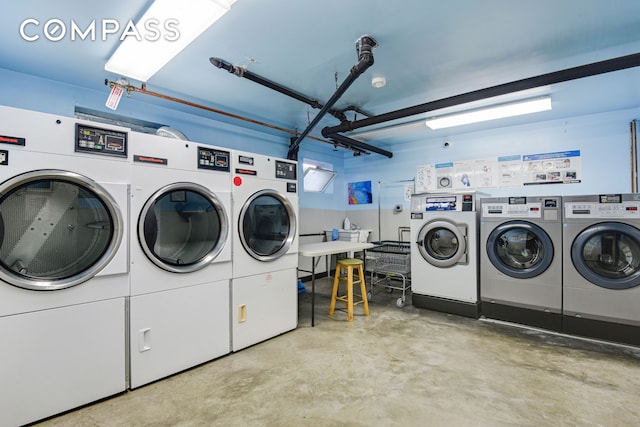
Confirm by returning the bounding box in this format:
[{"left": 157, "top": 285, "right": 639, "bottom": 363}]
[
  {"left": 415, "top": 149, "right": 582, "bottom": 193},
  {"left": 522, "top": 150, "right": 581, "bottom": 185}
]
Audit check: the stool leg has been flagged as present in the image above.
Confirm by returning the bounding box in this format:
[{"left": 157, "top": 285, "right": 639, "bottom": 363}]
[
  {"left": 329, "top": 269, "right": 340, "bottom": 316},
  {"left": 358, "top": 264, "right": 369, "bottom": 316},
  {"left": 347, "top": 266, "right": 354, "bottom": 322}
]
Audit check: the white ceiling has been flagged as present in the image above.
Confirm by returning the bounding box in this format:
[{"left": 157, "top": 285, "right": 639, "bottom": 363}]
[{"left": 2, "top": 0, "right": 640, "bottom": 156}]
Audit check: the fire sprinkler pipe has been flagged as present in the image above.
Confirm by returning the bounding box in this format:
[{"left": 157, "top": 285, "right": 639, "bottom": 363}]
[
  {"left": 209, "top": 58, "right": 373, "bottom": 123},
  {"left": 287, "top": 35, "right": 378, "bottom": 159},
  {"left": 104, "top": 79, "right": 365, "bottom": 154},
  {"left": 329, "top": 133, "right": 393, "bottom": 158},
  {"left": 322, "top": 52, "right": 640, "bottom": 136}
]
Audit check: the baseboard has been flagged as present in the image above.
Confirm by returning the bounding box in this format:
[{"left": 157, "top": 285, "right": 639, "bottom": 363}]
[
  {"left": 412, "top": 293, "right": 479, "bottom": 318},
  {"left": 481, "top": 301, "right": 562, "bottom": 332},
  {"left": 562, "top": 315, "right": 640, "bottom": 347}
]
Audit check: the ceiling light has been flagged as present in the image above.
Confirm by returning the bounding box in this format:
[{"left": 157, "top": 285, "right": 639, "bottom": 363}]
[
  {"left": 105, "top": 0, "right": 237, "bottom": 82},
  {"left": 425, "top": 96, "right": 552, "bottom": 130}
]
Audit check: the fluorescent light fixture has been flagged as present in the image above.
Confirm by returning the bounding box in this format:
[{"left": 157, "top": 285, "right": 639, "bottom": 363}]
[
  {"left": 105, "top": 0, "right": 237, "bottom": 82},
  {"left": 303, "top": 166, "right": 337, "bottom": 192},
  {"left": 425, "top": 96, "right": 552, "bottom": 130}
]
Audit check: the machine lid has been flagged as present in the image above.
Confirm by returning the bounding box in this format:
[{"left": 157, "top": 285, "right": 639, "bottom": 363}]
[
  {"left": 0, "top": 169, "right": 123, "bottom": 290},
  {"left": 486, "top": 220, "right": 554, "bottom": 279},
  {"left": 239, "top": 189, "right": 297, "bottom": 262},
  {"left": 416, "top": 219, "right": 467, "bottom": 267},
  {"left": 139, "top": 182, "right": 229, "bottom": 273},
  {"left": 571, "top": 221, "right": 640, "bottom": 289}
]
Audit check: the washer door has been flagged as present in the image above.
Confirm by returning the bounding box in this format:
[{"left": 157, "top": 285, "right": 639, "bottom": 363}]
[
  {"left": 0, "top": 170, "right": 123, "bottom": 290},
  {"left": 571, "top": 221, "right": 640, "bottom": 289},
  {"left": 486, "top": 220, "right": 554, "bottom": 279},
  {"left": 416, "top": 219, "right": 467, "bottom": 267},
  {"left": 239, "top": 189, "right": 297, "bottom": 262},
  {"left": 139, "top": 182, "right": 229, "bottom": 273}
]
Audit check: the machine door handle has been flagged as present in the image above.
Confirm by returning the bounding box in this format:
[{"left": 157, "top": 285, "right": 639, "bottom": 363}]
[{"left": 138, "top": 328, "right": 151, "bottom": 352}]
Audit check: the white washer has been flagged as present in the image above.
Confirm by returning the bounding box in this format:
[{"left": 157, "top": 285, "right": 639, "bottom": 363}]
[
  {"left": 231, "top": 150, "right": 298, "bottom": 351},
  {"left": 128, "top": 133, "right": 232, "bottom": 388},
  {"left": 563, "top": 194, "right": 640, "bottom": 346},
  {"left": 0, "top": 106, "right": 129, "bottom": 426},
  {"left": 410, "top": 192, "right": 482, "bottom": 318},
  {"left": 480, "top": 196, "right": 563, "bottom": 332}
]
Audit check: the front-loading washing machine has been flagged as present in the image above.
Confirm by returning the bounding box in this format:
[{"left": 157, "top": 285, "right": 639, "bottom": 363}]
[
  {"left": 231, "top": 150, "right": 298, "bottom": 351},
  {"left": 410, "top": 192, "right": 483, "bottom": 318},
  {"left": 0, "top": 106, "right": 129, "bottom": 426},
  {"left": 479, "top": 196, "right": 563, "bottom": 331},
  {"left": 563, "top": 194, "right": 640, "bottom": 346},
  {"left": 128, "top": 132, "right": 232, "bottom": 388}
]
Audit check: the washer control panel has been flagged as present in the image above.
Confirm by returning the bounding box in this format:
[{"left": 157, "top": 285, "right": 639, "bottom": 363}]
[
  {"left": 565, "top": 201, "right": 640, "bottom": 218},
  {"left": 411, "top": 193, "right": 477, "bottom": 212}
]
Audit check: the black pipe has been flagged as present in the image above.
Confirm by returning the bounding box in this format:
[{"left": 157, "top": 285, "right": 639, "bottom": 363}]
[
  {"left": 210, "top": 58, "right": 372, "bottom": 124},
  {"left": 322, "top": 52, "right": 640, "bottom": 136},
  {"left": 330, "top": 134, "right": 393, "bottom": 158},
  {"left": 210, "top": 57, "right": 322, "bottom": 108},
  {"left": 287, "top": 35, "right": 378, "bottom": 159}
]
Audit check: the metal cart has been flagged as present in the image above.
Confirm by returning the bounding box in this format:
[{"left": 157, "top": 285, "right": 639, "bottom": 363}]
[{"left": 365, "top": 241, "right": 411, "bottom": 308}]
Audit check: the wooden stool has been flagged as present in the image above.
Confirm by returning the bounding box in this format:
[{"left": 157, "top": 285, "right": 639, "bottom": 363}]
[{"left": 329, "top": 258, "right": 370, "bottom": 321}]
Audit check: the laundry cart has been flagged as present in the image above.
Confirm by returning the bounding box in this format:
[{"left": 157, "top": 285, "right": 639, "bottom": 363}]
[{"left": 365, "top": 241, "right": 411, "bottom": 308}]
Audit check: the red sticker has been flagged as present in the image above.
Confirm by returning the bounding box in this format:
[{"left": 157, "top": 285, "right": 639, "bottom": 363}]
[{"left": 233, "top": 176, "right": 242, "bottom": 186}]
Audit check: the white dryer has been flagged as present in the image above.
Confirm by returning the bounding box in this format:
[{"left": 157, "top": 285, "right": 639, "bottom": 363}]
[
  {"left": 480, "top": 196, "right": 563, "bottom": 332},
  {"left": 563, "top": 194, "right": 640, "bottom": 346},
  {"left": 0, "top": 106, "right": 129, "bottom": 426},
  {"left": 128, "top": 133, "right": 232, "bottom": 388},
  {"left": 231, "top": 150, "right": 298, "bottom": 351},
  {"left": 410, "top": 192, "right": 482, "bottom": 318}
]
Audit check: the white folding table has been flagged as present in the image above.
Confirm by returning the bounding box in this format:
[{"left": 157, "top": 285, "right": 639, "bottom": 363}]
[{"left": 299, "top": 240, "right": 374, "bottom": 326}]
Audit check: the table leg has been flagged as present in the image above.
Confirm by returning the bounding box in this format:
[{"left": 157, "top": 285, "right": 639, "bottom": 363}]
[{"left": 311, "top": 256, "right": 316, "bottom": 327}]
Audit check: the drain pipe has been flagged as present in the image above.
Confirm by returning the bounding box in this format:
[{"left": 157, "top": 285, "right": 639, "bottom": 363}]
[
  {"left": 287, "top": 35, "right": 378, "bottom": 159},
  {"left": 322, "top": 52, "right": 640, "bottom": 136}
]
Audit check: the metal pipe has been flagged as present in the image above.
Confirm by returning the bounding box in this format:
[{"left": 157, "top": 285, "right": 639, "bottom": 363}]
[
  {"left": 209, "top": 58, "right": 372, "bottom": 123},
  {"left": 105, "top": 79, "right": 341, "bottom": 147},
  {"left": 329, "top": 133, "right": 393, "bottom": 158},
  {"left": 288, "top": 35, "right": 378, "bottom": 158},
  {"left": 322, "top": 52, "right": 640, "bottom": 135},
  {"left": 210, "top": 57, "right": 324, "bottom": 109},
  {"left": 631, "top": 120, "right": 638, "bottom": 193}
]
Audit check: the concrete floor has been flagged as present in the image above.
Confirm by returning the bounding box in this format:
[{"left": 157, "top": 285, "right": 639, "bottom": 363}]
[{"left": 35, "top": 277, "right": 640, "bottom": 427}]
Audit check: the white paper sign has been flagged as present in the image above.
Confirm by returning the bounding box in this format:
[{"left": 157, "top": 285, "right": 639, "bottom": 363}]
[{"left": 105, "top": 85, "right": 124, "bottom": 110}]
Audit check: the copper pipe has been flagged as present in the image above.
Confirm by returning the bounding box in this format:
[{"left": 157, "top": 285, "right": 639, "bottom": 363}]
[{"left": 105, "top": 79, "right": 357, "bottom": 151}]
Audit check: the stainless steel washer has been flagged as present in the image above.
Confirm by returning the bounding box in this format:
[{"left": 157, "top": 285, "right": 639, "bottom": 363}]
[
  {"left": 563, "top": 194, "right": 640, "bottom": 346},
  {"left": 480, "top": 196, "right": 563, "bottom": 331},
  {"left": 410, "top": 192, "right": 482, "bottom": 318}
]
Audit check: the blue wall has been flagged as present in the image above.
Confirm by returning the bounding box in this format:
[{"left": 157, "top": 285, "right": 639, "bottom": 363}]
[
  {"left": 1, "top": 67, "right": 637, "bottom": 214},
  {"left": 0, "top": 67, "right": 347, "bottom": 210},
  {"left": 344, "top": 108, "right": 637, "bottom": 210}
]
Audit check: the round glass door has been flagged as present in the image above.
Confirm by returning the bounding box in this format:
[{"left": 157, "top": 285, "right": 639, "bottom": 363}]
[
  {"left": 416, "top": 220, "right": 467, "bottom": 267},
  {"left": 571, "top": 222, "right": 640, "bottom": 289},
  {"left": 486, "top": 221, "right": 554, "bottom": 279},
  {"left": 239, "top": 189, "right": 297, "bottom": 262},
  {"left": 0, "top": 170, "right": 123, "bottom": 290},
  {"left": 139, "top": 182, "right": 228, "bottom": 273}
]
